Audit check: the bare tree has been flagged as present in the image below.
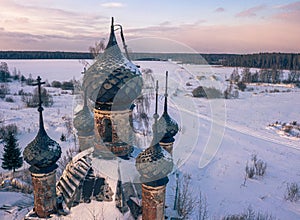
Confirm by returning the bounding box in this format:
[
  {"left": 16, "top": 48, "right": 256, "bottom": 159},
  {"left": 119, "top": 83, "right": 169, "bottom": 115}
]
[
  {"left": 196, "top": 192, "right": 208, "bottom": 220},
  {"left": 89, "top": 40, "right": 105, "bottom": 58},
  {"left": 176, "top": 173, "right": 198, "bottom": 219},
  {"left": 133, "top": 68, "right": 154, "bottom": 136}
]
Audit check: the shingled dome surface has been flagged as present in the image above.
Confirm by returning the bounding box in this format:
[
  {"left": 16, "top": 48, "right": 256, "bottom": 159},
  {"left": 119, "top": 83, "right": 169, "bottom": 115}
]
[
  {"left": 83, "top": 18, "right": 142, "bottom": 111},
  {"left": 157, "top": 71, "right": 179, "bottom": 143},
  {"left": 136, "top": 80, "right": 173, "bottom": 185},
  {"left": 157, "top": 112, "right": 179, "bottom": 143},
  {"left": 135, "top": 143, "right": 173, "bottom": 183},
  {"left": 24, "top": 128, "right": 61, "bottom": 172},
  {"left": 23, "top": 76, "right": 62, "bottom": 173}
]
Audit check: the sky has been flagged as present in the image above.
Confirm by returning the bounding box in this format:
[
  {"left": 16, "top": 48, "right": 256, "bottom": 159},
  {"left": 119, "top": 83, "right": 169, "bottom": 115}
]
[{"left": 0, "top": 0, "right": 300, "bottom": 53}]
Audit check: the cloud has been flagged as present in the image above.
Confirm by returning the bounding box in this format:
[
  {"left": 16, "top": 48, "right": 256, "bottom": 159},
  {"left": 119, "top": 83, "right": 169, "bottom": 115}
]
[
  {"left": 276, "top": 1, "right": 300, "bottom": 10},
  {"left": 0, "top": 0, "right": 299, "bottom": 53},
  {"left": 236, "top": 5, "right": 266, "bottom": 17},
  {"left": 215, "top": 7, "right": 225, "bottom": 13},
  {"left": 101, "top": 2, "right": 125, "bottom": 8},
  {"left": 159, "top": 21, "right": 171, "bottom": 26},
  {"left": 123, "top": 20, "right": 300, "bottom": 53},
  {"left": 0, "top": 28, "right": 101, "bottom": 51},
  {"left": 0, "top": 1, "right": 108, "bottom": 38},
  {"left": 273, "top": 1, "right": 300, "bottom": 23}
]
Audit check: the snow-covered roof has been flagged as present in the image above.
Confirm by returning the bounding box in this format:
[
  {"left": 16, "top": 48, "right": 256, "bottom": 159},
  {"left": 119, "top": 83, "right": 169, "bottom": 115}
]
[{"left": 56, "top": 147, "right": 142, "bottom": 218}]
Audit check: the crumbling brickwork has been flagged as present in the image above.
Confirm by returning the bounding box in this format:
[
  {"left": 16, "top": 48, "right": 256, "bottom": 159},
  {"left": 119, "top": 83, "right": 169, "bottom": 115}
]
[
  {"left": 31, "top": 170, "right": 57, "bottom": 218},
  {"left": 142, "top": 184, "right": 166, "bottom": 220}
]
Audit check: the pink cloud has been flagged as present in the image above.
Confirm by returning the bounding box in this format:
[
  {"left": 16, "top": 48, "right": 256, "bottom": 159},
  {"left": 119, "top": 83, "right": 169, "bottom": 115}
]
[
  {"left": 124, "top": 21, "right": 300, "bottom": 53},
  {"left": 273, "top": 1, "right": 300, "bottom": 23},
  {"left": 277, "top": 1, "right": 300, "bottom": 10},
  {"left": 236, "top": 5, "right": 266, "bottom": 17},
  {"left": 215, "top": 7, "right": 225, "bottom": 13}
]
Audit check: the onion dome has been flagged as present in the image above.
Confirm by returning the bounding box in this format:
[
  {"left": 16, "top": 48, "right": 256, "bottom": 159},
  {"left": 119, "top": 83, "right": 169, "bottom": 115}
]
[
  {"left": 82, "top": 17, "right": 142, "bottom": 111},
  {"left": 135, "top": 142, "right": 172, "bottom": 186},
  {"left": 73, "top": 91, "right": 94, "bottom": 136},
  {"left": 23, "top": 76, "right": 61, "bottom": 173},
  {"left": 157, "top": 71, "right": 179, "bottom": 143},
  {"left": 136, "top": 81, "right": 173, "bottom": 186}
]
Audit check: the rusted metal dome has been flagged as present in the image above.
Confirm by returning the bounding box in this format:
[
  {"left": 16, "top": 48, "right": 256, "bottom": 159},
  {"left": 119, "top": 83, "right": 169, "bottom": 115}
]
[
  {"left": 73, "top": 93, "right": 94, "bottom": 137},
  {"left": 157, "top": 72, "right": 179, "bottom": 143},
  {"left": 23, "top": 76, "right": 61, "bottom": 173},
  {"left": 83, "top": 17, "right": 142, "bottom": 111},
  {"left": 135, "top": 81, "right": 173, "bottom": 186}
]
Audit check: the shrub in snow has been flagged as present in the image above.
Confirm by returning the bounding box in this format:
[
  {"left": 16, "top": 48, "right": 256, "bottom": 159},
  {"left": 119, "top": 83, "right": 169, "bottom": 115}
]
[
  {"left": 60, "top": 133, "right": 66, "bottom": 142},
  {"left": 245, "top": 163, "right": 255, "bottom": 179},
  {"left": 192, "top": 86, "right": 223, "bottom": 99},
  {"left": 222, "top": 207, "right": 277, "bottom": 220},
  {"left": 175, "top": 173, "right": 208, "bottom": 219},
  {"left": 237, "top": 81, "right": 247, "bottom": 91},
  {"left": 284, "top": 182, "right": 300, "bottom": 202},
  {"left": 0, "top": 83, "right": 9, "bottom": 99},
  {"left": 224, "top": 81, "right": 239, "bottom": 99},
  {"left": 61, "top": 81, "right": 74, "bottom": 90},
  {"left": 0, "top": 124, "right": 18, "bottom": 140},
  {"left": 22, "top": 87, "right": 53, "bottom": 107},
  {"left": 196, "top": 191, "right": 208, "bottom": 220},
  {"left": 51, "top": 80, "right": 62, "bottom": 88},
  {"left": 5, "top": 96, "right": 14, "bottom": 103},
  {"left": 245, "top": 155, "right": 267, "bottom": 180}
]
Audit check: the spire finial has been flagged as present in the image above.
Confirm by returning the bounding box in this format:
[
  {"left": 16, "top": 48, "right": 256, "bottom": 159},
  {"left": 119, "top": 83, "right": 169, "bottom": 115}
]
[
  {"left": 164, "top": 71, "right": 168, "bottom": 113},
  {"left": 152, "top": 80, "right": 160, "bottom": 145},
  {"left": 32, "top": 76, "right": 46, "bottom": 131},
  {"left": 154, "top": 80, "right": 159, "bottom": 120},
  {"left": 111, "top": 17, "right": 114, "bottom": 28},
  {"left": 106, "top": 17, "right": 117, "bottom": 49}
]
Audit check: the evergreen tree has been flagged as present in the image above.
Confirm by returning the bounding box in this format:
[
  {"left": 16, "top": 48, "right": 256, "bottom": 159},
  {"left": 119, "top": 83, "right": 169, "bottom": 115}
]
[{"left": 1, "top": 131, "right": 23, "bottom": 172}]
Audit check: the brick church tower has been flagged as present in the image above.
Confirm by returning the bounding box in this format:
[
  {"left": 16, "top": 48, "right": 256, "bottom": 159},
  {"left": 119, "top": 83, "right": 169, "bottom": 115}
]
[
  {"left": 82, "top": 17, "right": 142, "bottom": 159},
  {"left": 23, "top": 76, "right": 61, "bottom": 218},
  {"left": 136, "top": 81, "right": 173, "bottom": 220}
]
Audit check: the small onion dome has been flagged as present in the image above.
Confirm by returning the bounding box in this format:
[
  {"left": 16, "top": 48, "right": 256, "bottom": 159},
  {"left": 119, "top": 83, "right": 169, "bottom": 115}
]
[
  {"left": 157, "top": 71, "right": 179, "bottom": 143},
  {"left": 136, "top": 80, "right": 173, "bottom": 186},
  {"left": 157, "top": 112, "right": 179, "bottom": 143},
  {"left": 24, "top": 128, "right": 61, "bottom": 173},
  {"left": 83, "top": 17, "right": 142, "bottom": 111},
  {"left": 73, "top": 105, "right": 94, "bottom": 137},
  {"left": 135, "top": 143, "right": 173, "bottom": 186},
  {"left": 23, "top": 76, "right": 61, "bottom": 173}
]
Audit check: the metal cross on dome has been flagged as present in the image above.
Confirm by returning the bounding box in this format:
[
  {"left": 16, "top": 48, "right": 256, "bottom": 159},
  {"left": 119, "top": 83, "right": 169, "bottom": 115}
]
[{"left": 32, "top": 76, "right": 45, "bottom": 112}]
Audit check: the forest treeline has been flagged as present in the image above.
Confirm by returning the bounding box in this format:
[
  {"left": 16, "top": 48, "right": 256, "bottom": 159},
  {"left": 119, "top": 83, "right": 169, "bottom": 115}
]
[
  {"left": 0, "top": 51, "right": 299, "bottom": 70},
  {"left": 0, "top": 51, "right": 93, "bottom": 60}
]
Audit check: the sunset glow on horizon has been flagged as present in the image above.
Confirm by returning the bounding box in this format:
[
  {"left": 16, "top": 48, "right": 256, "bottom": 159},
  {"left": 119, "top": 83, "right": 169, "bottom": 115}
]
[{"left": 0, "top": 0, "right": 300, "bottom": 53}]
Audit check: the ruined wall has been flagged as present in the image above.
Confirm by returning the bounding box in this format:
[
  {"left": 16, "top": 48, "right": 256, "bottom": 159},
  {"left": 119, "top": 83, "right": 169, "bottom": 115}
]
[
  {"left": 142, "top": 184, "right": 166, "bottom": 220},
  {"left": 93, "top": 109, "right": 133, "bottom": 157},
  {"left": 31, "top": 170, "right": 57, "bottom": 218}
]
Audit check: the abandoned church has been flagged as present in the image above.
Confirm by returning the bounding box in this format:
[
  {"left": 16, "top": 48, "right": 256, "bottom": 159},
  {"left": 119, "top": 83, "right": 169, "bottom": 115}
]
[{"left": 23, "top": 18, "right": 180, "bottom": 220}]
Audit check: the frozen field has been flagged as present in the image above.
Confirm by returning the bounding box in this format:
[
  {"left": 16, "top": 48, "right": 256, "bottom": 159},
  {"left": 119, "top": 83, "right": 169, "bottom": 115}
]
[{"left": 0, "top": 60, "right": 299, "bottom": 219}]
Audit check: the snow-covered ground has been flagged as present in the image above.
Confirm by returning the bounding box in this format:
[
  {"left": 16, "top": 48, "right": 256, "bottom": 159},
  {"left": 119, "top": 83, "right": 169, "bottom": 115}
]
[{"left": 0, "top": 60, "right": 300, "bottom": 219}]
